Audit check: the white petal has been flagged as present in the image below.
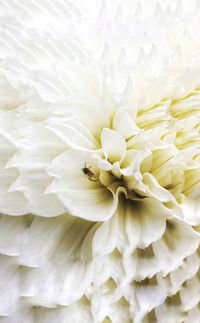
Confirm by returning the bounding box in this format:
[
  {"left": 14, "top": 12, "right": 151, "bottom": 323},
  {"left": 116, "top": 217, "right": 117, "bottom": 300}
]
[
  {"left": 0, "top": 255, "right": 21, "bottom": 316},
  {"left": 47, "top": 121, "right": 97, "bottom": 150},
  {"left": 180, "top": 196, "right": 200, "bottom": 225},
  {"left": 116, "top": 197, "right": 167, "bottom": 254},
  {"left": 20, "top": 215, "right": 95, "bottom": 306},
  {"left": 47, "top": 149, "right": 118, "bottom": 221},
  {"left": 153, "top": 220, "right": 200, "bottom": 275},
  {"left": 113, "top": 107, "right": 139, "bottom": 140},
  {"left": 143, "top": 173, "right": 176, "bottom": 202},
  {"left": 57, "top": 187, "right": 117, "bottom": 222},
  {"left": 121, "top": 149, "right": 150, "bottom": 177},
  {"left": 92, "top": 214, "right": 118, "bottom": 257},
  {"left": 101, "top": 128, "right": 126, "bottom": 163},
  {"left": 0, "top": 215, "right": 26, "bottom": 256},
  {"left": 0, "top": 192, "right": 28, "bottom": 215}
]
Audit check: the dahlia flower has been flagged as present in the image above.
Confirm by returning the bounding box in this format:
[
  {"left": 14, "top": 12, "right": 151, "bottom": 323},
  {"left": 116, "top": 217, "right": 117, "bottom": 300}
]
[{"left": 0, "top": 0, "right": 200, "bottom": 322}]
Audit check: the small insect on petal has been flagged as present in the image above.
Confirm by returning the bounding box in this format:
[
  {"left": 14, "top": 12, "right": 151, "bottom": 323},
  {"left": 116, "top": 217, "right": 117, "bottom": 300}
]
[{"left": 82, "top": 162, "right": 98, "bottom": 181}]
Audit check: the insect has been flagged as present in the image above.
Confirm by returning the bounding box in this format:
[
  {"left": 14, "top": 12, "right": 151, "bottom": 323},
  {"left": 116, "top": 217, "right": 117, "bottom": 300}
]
[{"left": 82, "top": 162, "right": 98, "bottom": 181}]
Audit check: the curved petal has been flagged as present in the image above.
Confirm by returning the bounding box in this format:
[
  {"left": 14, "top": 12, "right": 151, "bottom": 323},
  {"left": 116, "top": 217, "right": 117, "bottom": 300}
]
[
  {"left": 143, "top": 173, "right": 176, "bottom": 202},
  {"left": 47, "top": 121, "right": 98, "bottom": 150},
  {"left": 47, "top": 149, "right": 100, "bottom": 190},
  {"left": 101, "top": 128, "right": 126, "bottom": 163},
  {"left": 0, "top": 255, "right": 21, "bottom": 316},
  {"left": 0, "top": 191, "right": 28, "bottom": 216},
  {"left": 153, "top": 220, "right": 200, "bottom": 275},
  {"left": 57, "top": 187, "right": 117, "bottom": 222},
  {"left": 47, "top": 95, "right": 109, "bottom": 150},
  {"left": 19, "top": 215, "right": 95, "bottom": 307},
  {"left": 0, "top": 215, "right": 27, "bottom": 256},
  {"left": 121, "top": 149, "right": 151, "bottom": 176},
  {"left": 170, "top": 254, "right": 200, "bottom": 294},
  {"left": 113, "top": 107, "right": 139, "bottom": 140},
  {"left": 92, "top": 213, "right": 118, "bottom": 257},
  {"left": 47, "top": 149, "right": 118, "bottom": 221},
  {"left": 180, "top": 196, "right": 200, "bottom": 225},
  {"left": 114, "top": 197, "right": 167, "bottom": 254}
]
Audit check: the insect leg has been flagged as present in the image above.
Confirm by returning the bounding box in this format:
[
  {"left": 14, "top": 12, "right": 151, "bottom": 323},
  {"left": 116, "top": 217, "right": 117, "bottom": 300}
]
[{"left": 85, "top": 162, "right": 92, "bottom": 169}]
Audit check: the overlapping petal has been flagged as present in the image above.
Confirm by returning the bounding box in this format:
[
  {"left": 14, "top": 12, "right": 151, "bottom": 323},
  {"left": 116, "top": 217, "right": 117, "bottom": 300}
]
[
  {"left": 0, "top": 0, "right": 200, "bottom": 322},
  {"left": 47, "top": 149, "right": 118, "bottom": 221}
]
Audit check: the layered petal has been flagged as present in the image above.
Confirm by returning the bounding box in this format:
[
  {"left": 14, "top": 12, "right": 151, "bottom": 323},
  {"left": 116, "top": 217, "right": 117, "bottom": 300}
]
[
  {"left": 0, "top": 0, "right": 200, "bottom": 322},
  {"left": 101, "top": 128, "right": 126, "bottom": 164},
  {"left": 47, "top": 149, "right": 118, "bottom": 221}
]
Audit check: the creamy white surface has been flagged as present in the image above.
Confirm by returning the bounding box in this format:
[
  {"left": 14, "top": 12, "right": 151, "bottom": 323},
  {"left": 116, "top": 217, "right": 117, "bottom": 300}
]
[{"left": 0, "top": 0, "right": 200, "bottom": 322}]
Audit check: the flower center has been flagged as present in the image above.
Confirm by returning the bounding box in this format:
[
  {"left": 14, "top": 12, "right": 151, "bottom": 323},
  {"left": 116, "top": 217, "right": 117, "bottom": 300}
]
[{"left": 80, "top": 88, "right": 200, "bottom": 207}]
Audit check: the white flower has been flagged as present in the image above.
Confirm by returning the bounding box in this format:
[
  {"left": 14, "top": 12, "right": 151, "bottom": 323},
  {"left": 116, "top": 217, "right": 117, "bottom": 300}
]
[{"left": 0, "top": 0, "right": 200, "bottom": 322}]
